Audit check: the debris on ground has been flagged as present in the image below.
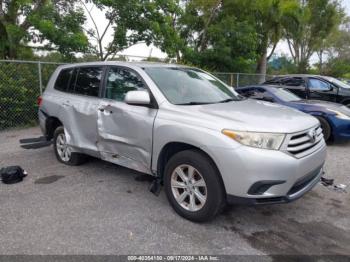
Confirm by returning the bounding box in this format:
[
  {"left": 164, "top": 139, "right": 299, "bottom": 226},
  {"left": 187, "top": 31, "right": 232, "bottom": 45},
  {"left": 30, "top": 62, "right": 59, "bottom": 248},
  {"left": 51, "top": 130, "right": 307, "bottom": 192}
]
[
  {"left": 0, "top": 166, "right": 27, "bottom": 184},
  {"left": 320, "top": 176, "right": 347, "bottom": 193},
  {"left": 321, "top": 176, "right": 334, "bottom": 186},
  {"left": 334, "top": 184, "right": 347, "bottom": 193}
]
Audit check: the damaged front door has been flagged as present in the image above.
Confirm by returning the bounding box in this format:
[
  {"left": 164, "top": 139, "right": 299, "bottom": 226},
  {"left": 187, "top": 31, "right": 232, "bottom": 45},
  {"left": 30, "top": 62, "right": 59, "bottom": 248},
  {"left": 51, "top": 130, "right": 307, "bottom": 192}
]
[{"left": 97, "top": 66, "right": 157, "bottom": 174}]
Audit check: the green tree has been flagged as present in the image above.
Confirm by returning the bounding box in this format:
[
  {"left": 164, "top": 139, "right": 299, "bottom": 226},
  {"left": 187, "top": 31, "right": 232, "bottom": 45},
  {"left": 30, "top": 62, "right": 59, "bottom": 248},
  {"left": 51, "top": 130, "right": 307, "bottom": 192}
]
[
  {"left": 0, "top": 0, "right": 88, "bottom": 59},
  {"left": 223, "top": 0, "right": 291, "bottom": 79},
  {"left": 175, "top": 0, "right": 258, "bottom": 72},
  {"left": 283, "top": 0, "right": 344, "bottom": 73},
  {"left": 84, "top": 0, "right": 182, "bottom": 61}
]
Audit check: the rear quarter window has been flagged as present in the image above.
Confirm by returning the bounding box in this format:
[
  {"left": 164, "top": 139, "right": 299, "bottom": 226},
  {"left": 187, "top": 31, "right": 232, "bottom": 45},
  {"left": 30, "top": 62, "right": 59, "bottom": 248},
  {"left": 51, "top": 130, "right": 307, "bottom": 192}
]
[{"left": 54, "top": 68, "right": 74, "bottom": 92}]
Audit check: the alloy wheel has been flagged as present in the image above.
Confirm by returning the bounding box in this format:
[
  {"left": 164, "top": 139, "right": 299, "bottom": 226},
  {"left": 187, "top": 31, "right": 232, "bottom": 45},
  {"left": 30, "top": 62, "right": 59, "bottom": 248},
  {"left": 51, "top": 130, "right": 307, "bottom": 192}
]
[
  {"left": 56, "top": 133, "right": 72, "bottom": 162},
  {"left": 171, "top": 164, "right": 207, "bottom": 212}
]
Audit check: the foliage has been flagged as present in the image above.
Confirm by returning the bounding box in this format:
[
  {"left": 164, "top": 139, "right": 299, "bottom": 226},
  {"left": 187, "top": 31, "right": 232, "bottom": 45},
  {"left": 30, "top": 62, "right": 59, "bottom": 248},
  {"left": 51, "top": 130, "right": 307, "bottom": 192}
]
[
  {"left": 224, "top": 0, "right": 288, "bottom": 75},
  {"left": 282, "top": 0, "right": 344, "bottom": 73},
  {"left": 176, "top": 0, "right": 258, "bottom": 72},
  {"left": 0, "top": 0, "right": 89, "bottom": 59},
  {"left": 83, "top": 0, "right": 182, "bottom": 60},
  {"left": 322, "top": 57, "right": 350, "bottom": 77},
  {"left": 267, "top": 55, "right": 298, "bottom": 74}
]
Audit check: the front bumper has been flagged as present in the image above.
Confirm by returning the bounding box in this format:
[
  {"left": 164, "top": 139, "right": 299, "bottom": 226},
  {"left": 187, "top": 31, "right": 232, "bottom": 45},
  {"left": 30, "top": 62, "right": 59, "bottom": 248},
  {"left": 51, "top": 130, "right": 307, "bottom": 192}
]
[
  {"left": 227, "top": 166, "right": 323, "bottom": 205},
  {"left": 204, "top": 138, "right": 327, "bottom": 202}
]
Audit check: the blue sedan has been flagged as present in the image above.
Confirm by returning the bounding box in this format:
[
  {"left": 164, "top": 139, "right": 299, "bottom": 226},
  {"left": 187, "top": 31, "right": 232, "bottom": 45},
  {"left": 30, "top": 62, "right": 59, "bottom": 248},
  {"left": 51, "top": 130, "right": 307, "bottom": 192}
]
[{"left": 236, "top": 85, "right": 350, "bottom": 141}]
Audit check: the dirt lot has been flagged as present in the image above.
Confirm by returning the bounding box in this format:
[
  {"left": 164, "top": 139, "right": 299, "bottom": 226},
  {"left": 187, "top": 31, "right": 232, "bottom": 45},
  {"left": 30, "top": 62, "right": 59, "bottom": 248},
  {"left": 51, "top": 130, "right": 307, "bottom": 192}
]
[{"left": 0, "top": 127, "right": 349, "bottom": 257}]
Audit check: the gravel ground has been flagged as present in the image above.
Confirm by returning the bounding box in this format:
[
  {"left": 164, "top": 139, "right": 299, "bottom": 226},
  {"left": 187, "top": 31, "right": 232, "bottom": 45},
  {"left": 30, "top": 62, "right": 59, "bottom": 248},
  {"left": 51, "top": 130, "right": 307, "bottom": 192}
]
[{"left": 0, "top": 127, "right": 349, "bottom": 257}]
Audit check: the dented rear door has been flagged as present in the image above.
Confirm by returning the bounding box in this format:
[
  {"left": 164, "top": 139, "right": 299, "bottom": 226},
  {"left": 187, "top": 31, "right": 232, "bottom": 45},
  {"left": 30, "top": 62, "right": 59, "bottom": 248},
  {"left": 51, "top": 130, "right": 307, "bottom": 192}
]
[
  {"left": 60, "top": 66, "right": 104, "bottom": 155},
  {"left": 97, "top": 66, "right": 157, "bottom": 174}
]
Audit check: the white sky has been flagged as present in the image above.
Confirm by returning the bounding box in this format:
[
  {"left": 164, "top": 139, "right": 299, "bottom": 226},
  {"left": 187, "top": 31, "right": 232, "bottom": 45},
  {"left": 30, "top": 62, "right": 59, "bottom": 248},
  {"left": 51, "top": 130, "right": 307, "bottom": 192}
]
[{"left": 84, "top": 0, "right": 350, "bottom": 62}]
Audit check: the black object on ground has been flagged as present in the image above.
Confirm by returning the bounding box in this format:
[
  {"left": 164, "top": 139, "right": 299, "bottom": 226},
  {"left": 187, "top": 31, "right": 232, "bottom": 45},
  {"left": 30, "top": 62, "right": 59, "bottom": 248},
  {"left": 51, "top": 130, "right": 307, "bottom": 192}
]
[
  {"left": 321, "top": 176, "right": 334, "bottom": 187},
  {"left": 19, "top": 136, "right": 46, "bottom": 144},
  {"left": 20, "top": 140, "right": 52, "bottom": 149},
  {"left": 149, "top": 177, "right": 162, "bottom": 196},
  {"left": 19, "top": 136, "right": 52, "bottom": 149},
  {"left": 0, "top": 166, "right": 27, "bottom": 184}
]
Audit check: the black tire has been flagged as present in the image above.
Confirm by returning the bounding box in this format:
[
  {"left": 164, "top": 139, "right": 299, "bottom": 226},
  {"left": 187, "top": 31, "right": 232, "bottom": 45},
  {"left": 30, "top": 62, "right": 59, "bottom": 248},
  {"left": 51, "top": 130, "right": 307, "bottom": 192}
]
[
  {"left": 53, "top": 126, "right": 86, "bottom": 166},
  {"left": 164, "top": 150, "right": 225, "bottom": 222},
  {"left": 316, "top": 116, "right": 331, "bottom": 142}
]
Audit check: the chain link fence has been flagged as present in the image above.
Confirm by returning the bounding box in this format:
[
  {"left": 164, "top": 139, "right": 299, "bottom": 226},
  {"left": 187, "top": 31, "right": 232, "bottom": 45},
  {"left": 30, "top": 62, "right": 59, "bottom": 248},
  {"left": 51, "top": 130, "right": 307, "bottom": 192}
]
[
  {"left": 0, "top": 60, "right": 274, "bottom": 131},
  {"left": 0, "top": 60, "right": 63, "bottom": 130},
  {"left": 213, "top": 72, "right": 275, "bottom": 87}
]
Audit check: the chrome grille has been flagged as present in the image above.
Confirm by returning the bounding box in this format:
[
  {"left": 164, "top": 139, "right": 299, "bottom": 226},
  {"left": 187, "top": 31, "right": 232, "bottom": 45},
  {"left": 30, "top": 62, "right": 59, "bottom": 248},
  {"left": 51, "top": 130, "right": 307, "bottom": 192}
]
[{"left": 286, "top": 126, "right": 324, "bottom": 158}]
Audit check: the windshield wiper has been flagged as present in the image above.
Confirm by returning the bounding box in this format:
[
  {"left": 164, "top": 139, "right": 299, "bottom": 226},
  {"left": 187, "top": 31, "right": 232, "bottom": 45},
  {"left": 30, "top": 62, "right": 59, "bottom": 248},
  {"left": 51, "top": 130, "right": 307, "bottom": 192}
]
[
  {"left": 176, "top": 101, "right": 214, "bottom": 105},
  {"left": 217, "top": 98, "right": 235, "bottom": 103}
]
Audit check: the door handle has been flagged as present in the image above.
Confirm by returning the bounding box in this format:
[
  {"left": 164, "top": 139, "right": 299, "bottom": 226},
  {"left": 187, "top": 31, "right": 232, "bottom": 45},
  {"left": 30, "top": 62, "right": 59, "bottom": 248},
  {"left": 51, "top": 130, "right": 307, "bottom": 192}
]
[
  {"left": 98, "top": 105, "right": 113, "bottom": 114},
  {"left": 62, "top": 101, "right": 71, "bottom": 107}
]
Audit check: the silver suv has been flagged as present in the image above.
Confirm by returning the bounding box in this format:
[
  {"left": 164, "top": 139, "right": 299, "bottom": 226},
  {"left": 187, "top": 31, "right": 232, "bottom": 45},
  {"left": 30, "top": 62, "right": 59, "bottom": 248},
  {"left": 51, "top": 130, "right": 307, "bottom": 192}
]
[{"left": 39, "top": 62, "right": 327, "bottom": 222}]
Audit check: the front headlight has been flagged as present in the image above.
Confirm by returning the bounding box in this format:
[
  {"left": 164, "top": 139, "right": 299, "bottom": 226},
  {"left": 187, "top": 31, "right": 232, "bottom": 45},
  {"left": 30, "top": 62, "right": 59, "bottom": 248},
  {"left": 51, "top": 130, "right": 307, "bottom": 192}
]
[
  {"left": 328, "top": 109, "right": 350, "bottom": 120},
  {"left": 222, "top": 130, "right": 285, "bottom": 150}
]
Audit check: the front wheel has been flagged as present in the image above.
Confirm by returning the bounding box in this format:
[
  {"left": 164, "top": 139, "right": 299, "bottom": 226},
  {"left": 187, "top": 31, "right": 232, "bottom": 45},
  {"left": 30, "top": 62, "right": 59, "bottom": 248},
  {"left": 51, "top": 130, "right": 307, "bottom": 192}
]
[
  {"left": 164, "top": 150, "right": 225, "bottom": 222},
  {"left": 316, "top": 116, "right": 331, "bottom": 142},
  {"left": 53, "top": 126, "right": 86, "bottom": 165}
]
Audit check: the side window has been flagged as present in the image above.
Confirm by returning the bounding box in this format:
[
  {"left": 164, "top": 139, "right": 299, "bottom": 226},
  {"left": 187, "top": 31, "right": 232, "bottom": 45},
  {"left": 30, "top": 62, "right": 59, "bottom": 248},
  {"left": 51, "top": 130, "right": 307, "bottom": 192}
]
[
  {"left": 105, "top": 67, "right": 146, "bottom": 101},
  {"left": 282, "top": 77, "right": 304, "bottom": 87},
  {"left": 247, "top": 88, "right": 263, "bottom": 98},
  {"left": 74, "top": 67, "right": 103, "bottom": 97},
  {"left": 54, "top": 68, "right": 74, "bottom": 92},
  {"left": 237, "top": 88, "right": 253, "bottom": 97},
  {"left": 308, "top": 78, "right": 330, "bottom": 91}
]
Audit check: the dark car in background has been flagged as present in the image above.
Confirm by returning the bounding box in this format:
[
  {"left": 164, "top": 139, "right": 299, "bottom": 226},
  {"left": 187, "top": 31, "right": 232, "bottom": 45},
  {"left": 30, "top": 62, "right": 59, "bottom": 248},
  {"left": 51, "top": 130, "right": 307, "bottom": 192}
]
[
  {"left": 237, "top": 85, "right": 350, "bottom": 142},
  {"left": 264, "top": 75, "right": 350, "bottom": 108}
]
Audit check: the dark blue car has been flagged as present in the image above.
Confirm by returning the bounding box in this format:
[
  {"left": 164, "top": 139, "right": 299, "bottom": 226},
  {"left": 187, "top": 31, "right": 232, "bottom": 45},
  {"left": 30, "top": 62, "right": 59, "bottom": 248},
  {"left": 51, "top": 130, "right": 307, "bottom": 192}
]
[{"left": 236, "top": 85, "right": 350, "bottom": 141}]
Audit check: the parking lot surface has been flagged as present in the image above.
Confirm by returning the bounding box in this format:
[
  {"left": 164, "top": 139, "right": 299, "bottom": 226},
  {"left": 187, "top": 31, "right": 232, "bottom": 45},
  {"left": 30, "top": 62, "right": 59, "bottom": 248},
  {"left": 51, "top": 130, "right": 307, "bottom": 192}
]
[{"left": 0, "top": 127, "right": 349, "bottom": 256}]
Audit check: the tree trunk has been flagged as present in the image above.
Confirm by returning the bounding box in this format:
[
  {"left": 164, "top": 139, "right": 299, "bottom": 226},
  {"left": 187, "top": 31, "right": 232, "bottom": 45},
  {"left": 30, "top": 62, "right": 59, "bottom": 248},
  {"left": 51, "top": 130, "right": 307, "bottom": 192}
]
[
  {"left": 256, "top": 50, "right": 267, "bottom": 83},
  {"left": 297, "top": 59, "right": 308, "bottom": 73}
]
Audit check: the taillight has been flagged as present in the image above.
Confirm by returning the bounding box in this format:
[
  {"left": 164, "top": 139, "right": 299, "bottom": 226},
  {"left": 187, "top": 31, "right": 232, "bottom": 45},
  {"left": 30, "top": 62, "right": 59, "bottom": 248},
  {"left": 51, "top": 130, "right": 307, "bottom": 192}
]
[{"left": 37, "top": 96, "right": 43, "bottom": 107}]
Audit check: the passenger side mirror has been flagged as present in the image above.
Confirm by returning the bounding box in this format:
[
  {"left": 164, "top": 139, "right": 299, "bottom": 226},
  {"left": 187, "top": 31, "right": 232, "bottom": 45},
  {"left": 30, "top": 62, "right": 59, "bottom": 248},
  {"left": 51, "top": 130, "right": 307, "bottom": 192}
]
[{"left": 125, "top": 90, "right": 151, "bottom": 106}]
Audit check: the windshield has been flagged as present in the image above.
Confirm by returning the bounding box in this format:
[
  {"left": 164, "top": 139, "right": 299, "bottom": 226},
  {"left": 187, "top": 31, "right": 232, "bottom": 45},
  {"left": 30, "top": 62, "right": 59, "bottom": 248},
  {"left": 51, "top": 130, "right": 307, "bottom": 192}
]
[
  {"left": 323, "top": 76, "right": 350, "bottom": 89},
  {"left": 144, "top": 67, "right": 241, "bottom": 105},
  {"left": 269, "top": 88, "right": 301, "bottom": 102}
]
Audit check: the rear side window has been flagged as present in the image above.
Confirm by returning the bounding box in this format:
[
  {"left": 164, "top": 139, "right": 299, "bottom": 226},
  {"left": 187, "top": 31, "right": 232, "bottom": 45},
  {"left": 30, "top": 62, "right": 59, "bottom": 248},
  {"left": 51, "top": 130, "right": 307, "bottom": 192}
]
[
  {"left": 74, "top": 67, "right": 103, "bottom": 97},
  {"left": 264, "top": 78, "right": 282, "bottom": 84},
  {"left": 54, "top": 68, "right": 74, "bottom": 92},
  {"left": 282, "top": 77, "right": 304, "bottom": 87}
]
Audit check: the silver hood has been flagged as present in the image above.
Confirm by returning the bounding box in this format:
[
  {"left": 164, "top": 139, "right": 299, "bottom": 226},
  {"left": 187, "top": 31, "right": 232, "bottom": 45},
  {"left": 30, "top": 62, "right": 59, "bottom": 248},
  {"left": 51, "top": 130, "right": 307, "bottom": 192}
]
[{"left": 164, "top": 99, "right": 319, "bottom": 133}]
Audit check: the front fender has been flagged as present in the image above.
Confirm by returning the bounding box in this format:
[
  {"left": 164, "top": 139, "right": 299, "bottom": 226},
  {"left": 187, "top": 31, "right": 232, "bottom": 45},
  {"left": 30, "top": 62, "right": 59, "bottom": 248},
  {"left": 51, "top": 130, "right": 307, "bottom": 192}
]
[{"left": 151, "top": 118, "right": 241, "bottom": 173}]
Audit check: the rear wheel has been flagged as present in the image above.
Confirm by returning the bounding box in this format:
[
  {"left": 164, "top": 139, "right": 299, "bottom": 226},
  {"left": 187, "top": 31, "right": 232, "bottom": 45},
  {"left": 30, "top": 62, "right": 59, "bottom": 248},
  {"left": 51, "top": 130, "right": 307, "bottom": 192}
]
[
  {"left": 316, "top": 116, "right": 331, "bottom": 142},
  {"left": 53, "top": 126, "right": 86, "bottom": 165},
  {"left": 164, "top": 150, "right": 225, "bottom": 222}
]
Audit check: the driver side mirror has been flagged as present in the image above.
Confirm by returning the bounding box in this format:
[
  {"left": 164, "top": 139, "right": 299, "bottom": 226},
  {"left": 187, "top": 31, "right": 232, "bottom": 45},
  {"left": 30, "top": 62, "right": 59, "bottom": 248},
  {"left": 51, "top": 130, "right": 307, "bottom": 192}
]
[
  {"left": 262, "top": 96, "right": 274, "bottom": 103},
  {"left": 251, "top": 92, "right": 274, "bottom": 103},
  {"left": 125, "top": 90, "right": 151, "bottom": 106}
]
